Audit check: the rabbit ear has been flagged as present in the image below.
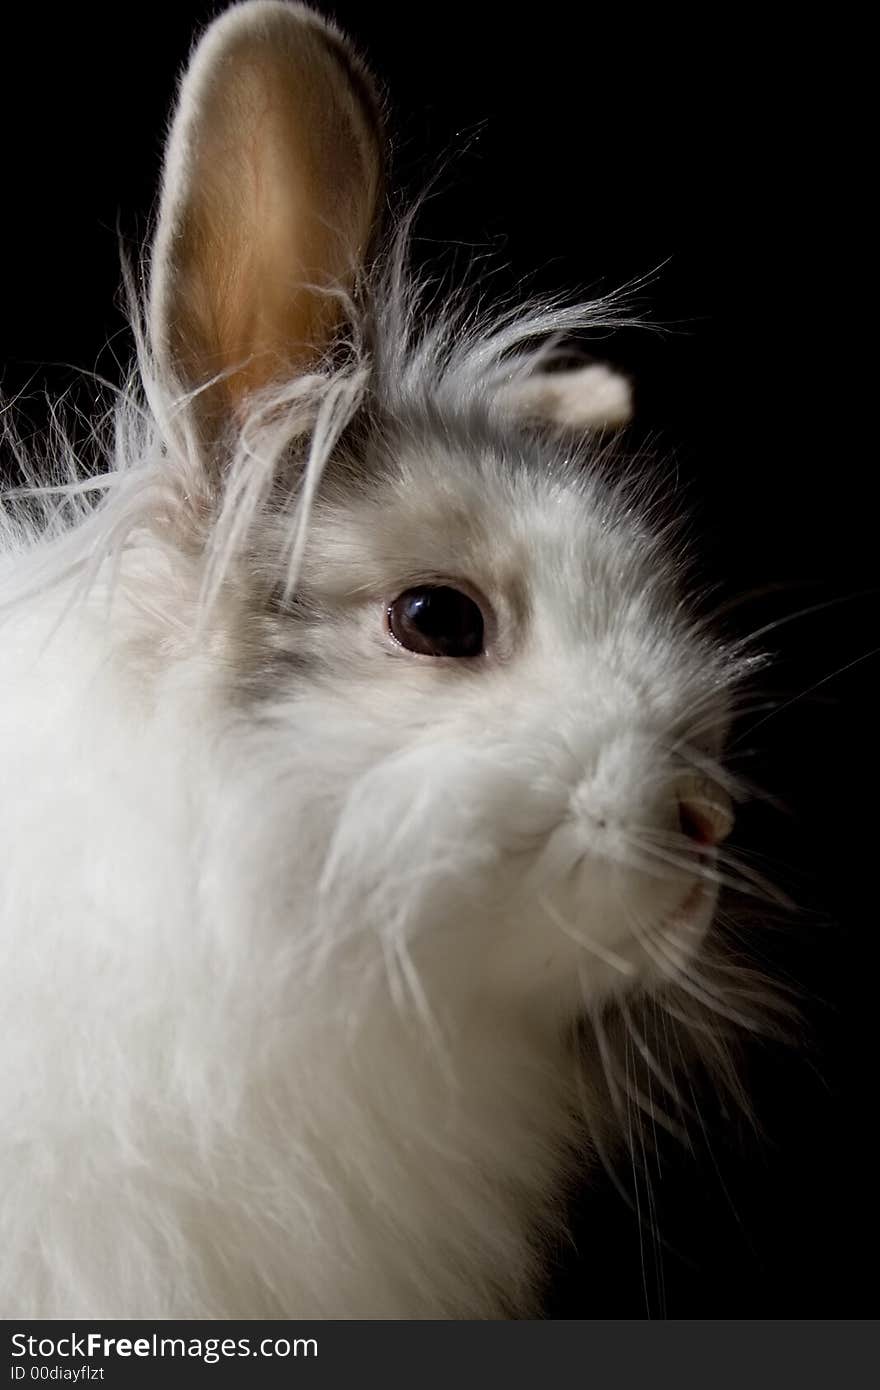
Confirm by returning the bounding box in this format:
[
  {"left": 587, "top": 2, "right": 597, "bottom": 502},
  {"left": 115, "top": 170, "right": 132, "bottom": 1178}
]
[
  {"left": 149, "top": 1, "right": 384, "bottom": 427},
  {"left": 498, "top": 363, "right": 632, "bottom": 432}
]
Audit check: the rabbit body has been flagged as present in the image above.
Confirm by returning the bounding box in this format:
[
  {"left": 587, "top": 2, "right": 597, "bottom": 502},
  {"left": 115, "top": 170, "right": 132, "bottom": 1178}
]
[{"left": 0, "top": 2, "right": 737, "bottom": 1318}]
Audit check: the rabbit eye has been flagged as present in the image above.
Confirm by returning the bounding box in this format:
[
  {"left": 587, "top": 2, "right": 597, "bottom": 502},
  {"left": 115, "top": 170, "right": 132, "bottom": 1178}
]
[{"left": 387, "top": 586, "right": 485, "bottom": 658}]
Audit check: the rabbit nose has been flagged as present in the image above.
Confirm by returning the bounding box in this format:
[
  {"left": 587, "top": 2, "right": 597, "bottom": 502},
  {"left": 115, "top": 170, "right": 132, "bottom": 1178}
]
[{"left": 677, "top": 775, "right": 733, "bottom": 848}]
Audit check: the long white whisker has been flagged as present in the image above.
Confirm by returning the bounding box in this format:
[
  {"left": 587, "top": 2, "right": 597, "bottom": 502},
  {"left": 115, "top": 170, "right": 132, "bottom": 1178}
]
[
  {"left": 620, "top": 998, "right": 696, "bottom": 1126},
  {"left": 539, "top": 896, "right": 637, "bottom": 977}
]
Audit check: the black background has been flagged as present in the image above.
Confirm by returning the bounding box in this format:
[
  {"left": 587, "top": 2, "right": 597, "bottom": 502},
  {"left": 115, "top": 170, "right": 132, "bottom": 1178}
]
[{"left": 1, "top": 4, "right": 874, "bottom": 1316}]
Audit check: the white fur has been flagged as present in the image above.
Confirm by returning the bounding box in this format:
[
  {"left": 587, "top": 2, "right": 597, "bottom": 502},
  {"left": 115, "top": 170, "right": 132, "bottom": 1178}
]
[{"left": 0, "top": 2, "right": 752, "bottom": 1319}]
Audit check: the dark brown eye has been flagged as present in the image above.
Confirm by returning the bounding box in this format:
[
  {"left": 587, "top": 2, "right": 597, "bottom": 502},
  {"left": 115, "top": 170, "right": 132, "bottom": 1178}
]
[{"left": 387, "top": 586, "right": 485, "bottom": 658}]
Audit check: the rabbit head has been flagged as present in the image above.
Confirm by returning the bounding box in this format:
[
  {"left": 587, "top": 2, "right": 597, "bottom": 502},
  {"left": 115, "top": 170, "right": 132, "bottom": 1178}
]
[{"left": 134, "top": 0, "right": 739, "bottom": 1034}]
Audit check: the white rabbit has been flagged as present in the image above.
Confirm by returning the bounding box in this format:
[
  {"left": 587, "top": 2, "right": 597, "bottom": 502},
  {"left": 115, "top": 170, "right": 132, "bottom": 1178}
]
[{"left": 0, "top": 1, "right": 749, "bottom": 1318}]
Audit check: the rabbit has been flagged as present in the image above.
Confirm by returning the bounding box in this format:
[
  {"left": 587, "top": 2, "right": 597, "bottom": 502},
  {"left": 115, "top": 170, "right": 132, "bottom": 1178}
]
[{"left": 0, "top": 0, "right": 753, "bottom": 1319}]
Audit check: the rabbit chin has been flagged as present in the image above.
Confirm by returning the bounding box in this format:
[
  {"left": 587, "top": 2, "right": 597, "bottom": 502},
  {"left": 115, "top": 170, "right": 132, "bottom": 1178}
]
[{"left": 473, "top": 861, "right": 721, "bottom": 1020}]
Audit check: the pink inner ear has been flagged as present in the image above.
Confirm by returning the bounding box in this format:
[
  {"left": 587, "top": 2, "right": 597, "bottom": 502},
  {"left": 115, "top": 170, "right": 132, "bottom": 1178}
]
[{"left": 149, "top": 2, "right": 384, "bottom": 424}]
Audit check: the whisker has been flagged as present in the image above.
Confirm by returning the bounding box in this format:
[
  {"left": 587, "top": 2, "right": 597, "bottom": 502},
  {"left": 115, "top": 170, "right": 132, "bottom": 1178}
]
[
  {"left": 572, "top": 1007, "right": 642, "bottom": 1217},
  {"left": 626, "top": 1032, "right": 659, "bottom": 1316},
  {"left": 610, "top": 1026, "right": 690, "bottom": 1145},
  {"left": 734, "top": 643, "right": 880, "bottom": 743},
  {"left": 388, "top": 933, "right": 457, "bottom": 1086},
  {"left": 539, "top": 896, "right": 637, "bottom": 977},
  {"left": 638, "top": 833, "right": 793, "bottom": 908},
  {"left": 629, "top": 911, "right": 767, "bottom": 1033},
  {"left": 726, "top": 589, "right": 880, "bottom": 654},
  {"left": 692, "top": 578, "right": 826, "bottom": 632},
  {"left": 624, "top": 835, "right": 786, "bottom": 904},
  {"left": 620, "top": 998, "right": 697, "bottom": 1126}
]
